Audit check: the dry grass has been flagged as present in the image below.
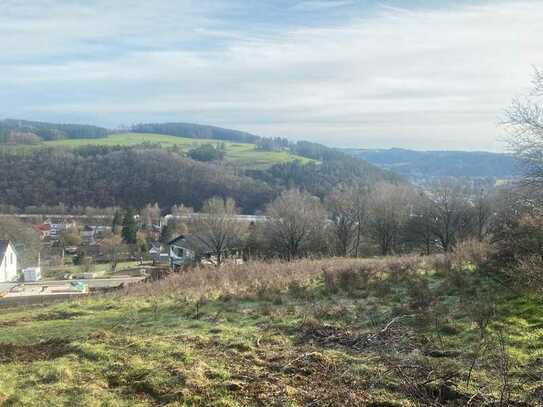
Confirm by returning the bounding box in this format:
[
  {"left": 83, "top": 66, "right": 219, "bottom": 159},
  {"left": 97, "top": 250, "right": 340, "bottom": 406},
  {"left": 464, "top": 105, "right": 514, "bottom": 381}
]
[
  {"left": 1, "top": 252, "right": 541, "bottom": 405},
  {"left": 124, "top": 255, "right": 443, "bottom": 300}
]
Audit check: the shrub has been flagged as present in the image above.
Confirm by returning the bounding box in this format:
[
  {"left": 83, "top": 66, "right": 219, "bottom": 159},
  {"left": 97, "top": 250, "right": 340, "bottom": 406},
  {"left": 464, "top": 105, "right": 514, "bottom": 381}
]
[
  {"left": 448, "top": 239, "right": 492, "bottom": 270},
  {"left": 124, "top": 256, "right": 441, "bottom": 303},
  {"left": 187, "top": 144, "right": 225, "bottom": 162},
  {"left": 510, "top": 256, "right": 543, "bottom": 295},
  {"left": 405, "top": 276, "right": 434, "bottom": 310}
]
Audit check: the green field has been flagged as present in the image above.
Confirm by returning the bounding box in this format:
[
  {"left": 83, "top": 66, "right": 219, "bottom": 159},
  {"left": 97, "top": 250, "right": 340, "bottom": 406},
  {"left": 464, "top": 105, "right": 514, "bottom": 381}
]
[
  {"left": 0, "top": 257, "right": 541, "bottom": 405},
  {"left": 3, "top": 133, "right": 316, "bottom": 169}
]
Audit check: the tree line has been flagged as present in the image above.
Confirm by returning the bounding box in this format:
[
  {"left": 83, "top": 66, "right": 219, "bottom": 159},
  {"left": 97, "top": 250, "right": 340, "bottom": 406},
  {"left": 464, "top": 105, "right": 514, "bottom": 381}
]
[
  {"left": 0, "top": 119, "right": 108, "bottom": 142},
  {"left": 0, "top": 144, "right": 397, "bottom": 213},
  {"left": 0, "top": 148, "right": 274, "bottom": 212},
  {"left": 171, "top": 180, "right": 495, "bottom": 264}
]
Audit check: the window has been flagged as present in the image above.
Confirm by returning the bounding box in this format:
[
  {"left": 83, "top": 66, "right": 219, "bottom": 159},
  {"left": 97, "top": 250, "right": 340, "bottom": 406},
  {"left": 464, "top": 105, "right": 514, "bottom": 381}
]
[
  {"left": 173, "top": 247, "right": 184, "bottom": 258},
  {"left": 10, "top": 253, "right": 13, "bottom": 265}
]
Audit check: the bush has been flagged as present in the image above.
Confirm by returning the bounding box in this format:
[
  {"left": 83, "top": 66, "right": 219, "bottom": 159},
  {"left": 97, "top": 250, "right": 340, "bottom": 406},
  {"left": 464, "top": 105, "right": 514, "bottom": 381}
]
[
  {"left": 448, "top": 239, "right": 492, "bottom": 270},
  {"left": 510, "top": 256, "right": 543, "bottom": 295},
  {"left": 73, "top": 250, "right": 86, "bottom": 265},
  {"left": 187, "top": 144, "right": 225, "bottom": 162},
  {"left": 406, "top": 276, "right": 434, "bottom": 310}
]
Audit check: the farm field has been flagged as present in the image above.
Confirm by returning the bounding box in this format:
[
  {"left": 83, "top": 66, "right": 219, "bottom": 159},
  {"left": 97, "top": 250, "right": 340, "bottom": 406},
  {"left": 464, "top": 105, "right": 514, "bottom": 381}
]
[
  {"left": 0, "top": 257, "right": 541, "bottom": 406},
  {"left": 2, "top": 132, "right": 316, "bottom": 169}
]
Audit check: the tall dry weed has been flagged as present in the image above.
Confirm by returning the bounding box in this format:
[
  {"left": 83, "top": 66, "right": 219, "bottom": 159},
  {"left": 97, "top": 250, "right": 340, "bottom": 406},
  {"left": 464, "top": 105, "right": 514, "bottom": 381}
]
[{"left": 124, "top": 256, "right": 442, "bottom": 300}]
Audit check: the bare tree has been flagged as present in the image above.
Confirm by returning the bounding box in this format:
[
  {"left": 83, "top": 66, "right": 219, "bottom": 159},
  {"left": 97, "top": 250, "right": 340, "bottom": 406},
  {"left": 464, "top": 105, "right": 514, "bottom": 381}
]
[
  {"left": 505, "top": 67, "right": 543, "bottom": 186},
  {"left": 101, "top": 234, "right": 123, "bottom": 272},
  {"left": 58, "top": 229, "right": 81, "bottom": 263},
  {"left": 404, "top": 192, "right": 436, "bottom": 255},
  {"left": 140, "top": 203, "right": 161, "bottom": 230},
  {"left": 426, "top": 179, "right": 473, "bottom": 252},
  {"left": 325, "top": 183, "right": 369, "bottom": 257},
  {"left": 473, "top": 188, "right": 493, "bottom": 242},
  {"left": 192, "top": 197, "right": 245, "bottom": 266},
  {"left": 367, "top": 183, "right": 415, "bottom": 255},
  {"left": 266, "top": 189, "right": 328, "bottom": 260}
]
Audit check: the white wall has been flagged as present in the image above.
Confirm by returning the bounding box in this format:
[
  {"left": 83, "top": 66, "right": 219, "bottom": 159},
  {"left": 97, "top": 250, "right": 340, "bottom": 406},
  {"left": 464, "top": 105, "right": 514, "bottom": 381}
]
[{"left": 0, "top": 244, "right": 17, "bottom": 283}]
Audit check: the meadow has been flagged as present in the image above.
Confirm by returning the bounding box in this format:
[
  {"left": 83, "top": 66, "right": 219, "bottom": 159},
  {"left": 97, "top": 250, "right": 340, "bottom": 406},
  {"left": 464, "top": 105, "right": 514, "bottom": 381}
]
[
  {"left": 1, "top": 133, "right": 316, "bottom": 169},
  {"left": 0, "top": 255, "right": 541, "bottom": 406}
]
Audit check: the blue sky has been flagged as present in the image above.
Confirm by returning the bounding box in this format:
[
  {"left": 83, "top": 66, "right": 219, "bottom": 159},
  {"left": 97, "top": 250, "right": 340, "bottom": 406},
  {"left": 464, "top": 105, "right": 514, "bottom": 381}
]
[{"left": 1, "top": 0, "right": 542, "bottom": 150}]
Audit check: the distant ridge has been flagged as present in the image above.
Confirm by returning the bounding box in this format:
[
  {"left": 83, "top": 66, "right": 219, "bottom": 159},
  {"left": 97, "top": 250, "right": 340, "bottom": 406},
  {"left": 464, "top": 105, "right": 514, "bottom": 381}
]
[
  {"left": 1, "top": 118, "right": 262, "bottom": 144},
  {"left": 0, "top": 118, "right": 108, "bottom": 141},
  {"left": 130, "top": 122, "right": 260, "bottom": 144},
  {"left": 342, "top": 147, "right": 521, "bottom": 179}
]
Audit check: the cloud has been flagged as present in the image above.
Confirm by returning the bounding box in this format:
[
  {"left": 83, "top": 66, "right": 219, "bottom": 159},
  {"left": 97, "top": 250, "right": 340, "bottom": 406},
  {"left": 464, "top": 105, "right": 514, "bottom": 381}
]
[
  {"left": 2, "top": 0, "right": 543, "bottom": 150},
  {"left": 291, "top": 1, "right": 355, "bottom": 11}
]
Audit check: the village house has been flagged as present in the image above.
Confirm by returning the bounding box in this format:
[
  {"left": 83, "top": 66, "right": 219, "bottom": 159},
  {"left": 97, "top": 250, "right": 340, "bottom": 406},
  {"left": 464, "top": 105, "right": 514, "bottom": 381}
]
[
  {"left": 0, "top": 240, "right": 18, "bottom": 283},
  {"left": 168, "top": 235, "right": 196, "bottom": 269},
  {"left": 33, "top": 223, "right": 51, "bottom": 240},
  {"left": 80, "top": 225, "right": 96, "bottom": 245},
  {"left": 149, "top": 244, "right": 169, "bottom": 265},
  {"left": 45, "top": 218, "right": 77, "bottom": 240},
  {"left": 167, "top": 234, "right": 243, "bottom": 268},
  {"left": 94, "top": 225, "right": 111, "bottom": 239}
]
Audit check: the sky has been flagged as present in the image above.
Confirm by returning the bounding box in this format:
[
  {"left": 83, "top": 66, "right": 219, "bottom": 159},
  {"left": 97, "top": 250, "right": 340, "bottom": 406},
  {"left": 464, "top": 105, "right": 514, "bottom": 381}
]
[{"left": 1, "top": 0, "right": 542, "bottom": 151}]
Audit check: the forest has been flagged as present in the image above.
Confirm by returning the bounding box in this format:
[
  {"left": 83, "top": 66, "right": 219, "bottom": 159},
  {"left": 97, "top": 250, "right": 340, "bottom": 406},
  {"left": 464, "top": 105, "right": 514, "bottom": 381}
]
[{"left": 0, "top": 142, "right": 397, "bottom": 213}]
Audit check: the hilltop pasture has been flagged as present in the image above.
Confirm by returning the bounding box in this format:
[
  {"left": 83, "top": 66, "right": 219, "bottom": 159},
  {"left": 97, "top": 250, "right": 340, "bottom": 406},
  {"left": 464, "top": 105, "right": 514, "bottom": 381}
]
[{"left": 1, "top": 132, "right": 316, "bottom": 169}]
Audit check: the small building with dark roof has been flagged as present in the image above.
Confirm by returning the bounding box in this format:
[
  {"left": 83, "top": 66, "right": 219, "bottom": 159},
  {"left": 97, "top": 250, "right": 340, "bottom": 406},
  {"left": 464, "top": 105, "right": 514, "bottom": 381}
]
[{"left": 168, "top": 235, "right": 197, "bottom": 269}]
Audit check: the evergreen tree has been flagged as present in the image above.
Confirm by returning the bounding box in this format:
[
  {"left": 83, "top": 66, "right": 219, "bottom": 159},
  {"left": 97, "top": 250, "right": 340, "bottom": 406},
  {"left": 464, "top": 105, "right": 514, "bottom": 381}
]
[
  {"left": 121, "top": 208, "right": 137, "bottom": 244},
  {"left": 112, "top": 210, "right": 122, "bottom": 235}
]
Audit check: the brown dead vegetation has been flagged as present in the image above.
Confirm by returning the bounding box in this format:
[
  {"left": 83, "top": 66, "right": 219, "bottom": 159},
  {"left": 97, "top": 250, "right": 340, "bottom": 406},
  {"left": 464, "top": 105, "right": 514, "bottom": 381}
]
[
  {"left": 34, "top": 310, "right": 88, "bottom": 321},
  {"left": 124, "top": 255, "right": 447, "bottom": 300},
  {"left": 0, "top": 338, "right": 72, "bottom": 363},
  {"left": 184, "top": 334, "right": 370, "bottom": 406},
  {"left": 297, "top": 316, "right": 417, "bottom": 353}
]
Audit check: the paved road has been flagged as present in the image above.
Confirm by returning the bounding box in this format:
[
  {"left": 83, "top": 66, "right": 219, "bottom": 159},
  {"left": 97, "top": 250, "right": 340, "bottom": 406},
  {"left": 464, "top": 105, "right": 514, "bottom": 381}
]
[
  {"left": 20, "top": 276, "right": 146, "bottom": 287},
  {"left": 0, "top": 276, "right": 146, "bottom": 294}
]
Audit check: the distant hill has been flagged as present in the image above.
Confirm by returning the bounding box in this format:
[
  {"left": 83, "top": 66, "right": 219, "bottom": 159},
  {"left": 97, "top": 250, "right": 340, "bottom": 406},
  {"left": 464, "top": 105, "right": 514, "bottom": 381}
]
[
  {"left": 0, "top": 118, "right": 108, "bottom": 142},
  {"left": 131, "top": 122, "right": 261, "bottom": 144},
  {"left": 0, "top": 119, "right": 400, "bottom": 212},
  {"left": 342, "top": 148, "right": 521, "bottom": 179},
  {"left": 0, "top": 119, "right": 260, "bottom": 145}
]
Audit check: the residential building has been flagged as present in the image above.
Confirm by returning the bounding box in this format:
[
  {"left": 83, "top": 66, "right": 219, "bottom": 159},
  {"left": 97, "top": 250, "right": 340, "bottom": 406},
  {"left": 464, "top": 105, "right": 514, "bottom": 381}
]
[{"left": 0, "top": 240, "right": 17, "bottom": 283}]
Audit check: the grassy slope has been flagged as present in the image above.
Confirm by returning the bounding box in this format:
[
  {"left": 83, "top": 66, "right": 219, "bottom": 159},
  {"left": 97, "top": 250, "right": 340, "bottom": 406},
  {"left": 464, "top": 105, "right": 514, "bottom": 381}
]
[
  {"left": 3, "top": 133, "right": 316, "bottom": 169},
  {"left": 0, "top": 257, "right": 542, "bottom": 406}
]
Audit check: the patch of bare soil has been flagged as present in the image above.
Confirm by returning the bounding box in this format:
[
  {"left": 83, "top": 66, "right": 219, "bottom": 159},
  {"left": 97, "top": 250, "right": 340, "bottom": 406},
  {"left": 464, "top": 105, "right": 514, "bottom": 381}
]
[
  {"left": 185, "top": 335, "right": 370, "bottom": 406},
  {"left": 34, "top": 310, "right": 88, "bottom": 321},
  {"left": 297, "top": 316, "right": 418, "bottom": 353},
  {"left": 0, "top": 319, "right": 27, "bottom": 327},
  {"left": 0, "top": 338, "right": 72, "bottom": 363}
]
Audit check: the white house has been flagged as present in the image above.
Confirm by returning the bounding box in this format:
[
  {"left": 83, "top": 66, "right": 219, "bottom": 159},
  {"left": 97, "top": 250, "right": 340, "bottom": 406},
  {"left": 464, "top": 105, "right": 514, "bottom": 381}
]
[{"left": 0, "top": 240, "right": 18, "bottom": 283}]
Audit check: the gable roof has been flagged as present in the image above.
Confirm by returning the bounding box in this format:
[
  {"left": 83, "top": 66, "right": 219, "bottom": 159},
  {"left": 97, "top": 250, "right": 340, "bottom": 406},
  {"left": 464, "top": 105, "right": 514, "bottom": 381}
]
[
  {"left": 0, "top": 240, "right": 11, "bottom": 261},
  {"left": 168, "top": 234, "right": 204, "bottom": 252},
  {"left": 168, "top": 235, "right": 187, "bottom": 246},
  {"left": 149, "top": 243, "right": 163, "bottom": 254}
]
